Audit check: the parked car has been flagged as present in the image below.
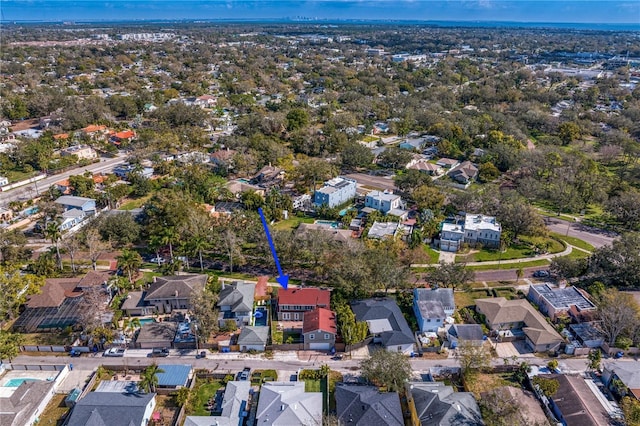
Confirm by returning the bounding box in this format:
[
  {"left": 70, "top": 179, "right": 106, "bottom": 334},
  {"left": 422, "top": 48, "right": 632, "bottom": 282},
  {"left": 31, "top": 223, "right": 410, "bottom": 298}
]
[
  {"left": 70, "top": 349, "right": 82, "bottom": 357},
  {"left": 330, "top": 355, "right": 343, "bottom": 361},
  {"left": 150, "top": 257, "right": 166, "bottom": 265},
  {"left": 196, "top": 350, "right": 207, "bottom": 359},
  {"left": 532, "top": 270, "right": 550, "bottom": 278},
  {"left": 614, "top": 351, "right": 624, "bottom": 359},
  {"left": 103, "top": 348, "right": 126, "bottom": 357},
  {"left": 239, "top": 367, "right": 251, "bottom": 381},
  {"left": 150, "top": 348, "right": 169, "bottom": 357}
]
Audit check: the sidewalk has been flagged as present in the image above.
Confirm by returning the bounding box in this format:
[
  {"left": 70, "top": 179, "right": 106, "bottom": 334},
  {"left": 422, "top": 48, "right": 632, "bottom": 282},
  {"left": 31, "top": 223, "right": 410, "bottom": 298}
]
[{"left": 413, "top": 244, "right": 574, "bottom": 268}]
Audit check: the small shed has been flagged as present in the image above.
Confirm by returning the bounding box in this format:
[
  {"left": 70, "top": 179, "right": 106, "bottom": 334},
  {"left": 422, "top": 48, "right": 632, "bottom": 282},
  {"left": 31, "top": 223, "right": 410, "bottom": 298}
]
[
  {"left": 156, "top": 364, "right": 192, "bottom": 389},
  {"left": 135, "top": 322, "right": 177, "bottom": 349}
]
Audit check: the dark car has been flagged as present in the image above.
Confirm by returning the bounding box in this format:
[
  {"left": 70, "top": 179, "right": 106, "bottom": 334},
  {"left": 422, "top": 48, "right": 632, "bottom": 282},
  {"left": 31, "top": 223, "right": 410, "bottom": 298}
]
[
  {"left": 196, "top": 350, "right": 207, "bottom": 359},
  {"left": 150, "top": 348, "right": 169, "bottom": 357},
  {"left": 70, "top": 349, "right": 82, "bottom": 357},
  {"left": 532, "top": 270, "right": 550, "bottom": 278}
]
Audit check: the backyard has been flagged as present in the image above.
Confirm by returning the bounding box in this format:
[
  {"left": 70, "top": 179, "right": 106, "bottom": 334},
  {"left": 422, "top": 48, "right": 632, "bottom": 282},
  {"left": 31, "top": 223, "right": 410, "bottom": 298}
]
[
  {"left": 187, "top": 378, "right": 224, "bottom": 416},
  {"left": 37, "top": 394, "right": 70, "bottom": 426}
]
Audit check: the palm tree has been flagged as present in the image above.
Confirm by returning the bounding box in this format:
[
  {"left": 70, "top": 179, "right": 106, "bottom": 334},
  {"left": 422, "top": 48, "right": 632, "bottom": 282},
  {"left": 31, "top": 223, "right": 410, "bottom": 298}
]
[
  {"left": 123, "top": 317, "right": 141, "bottom": 338},
  {"left": 160, "top": 227, "right": 178, "bottom": 263},
  {"left": 148, "top": 234, "right": 164, "bottom": 267},
  {"left": 116, "top": 249, "right": 143, "bottom": 284},
  {"left": 190, "top": 235, "right": 209, "bottom": 271},
  {"left": 44, "top": 221, "right": 63, "bottom": 270},
  {"left": 139, "top": 363, "right": 164, "bottom": 393}
]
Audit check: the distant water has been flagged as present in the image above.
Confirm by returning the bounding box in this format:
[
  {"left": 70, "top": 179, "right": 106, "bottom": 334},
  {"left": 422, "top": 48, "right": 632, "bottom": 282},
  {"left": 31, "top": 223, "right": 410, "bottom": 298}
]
[{"left": 4, "top": 19, "right": 640, "bottom": 32}]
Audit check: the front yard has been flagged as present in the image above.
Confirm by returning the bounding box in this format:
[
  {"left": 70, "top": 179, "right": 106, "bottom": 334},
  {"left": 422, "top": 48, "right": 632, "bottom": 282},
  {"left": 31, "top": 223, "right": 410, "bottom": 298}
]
[{"left": 187, "top": 378, "right": 224, "bottom": 416}]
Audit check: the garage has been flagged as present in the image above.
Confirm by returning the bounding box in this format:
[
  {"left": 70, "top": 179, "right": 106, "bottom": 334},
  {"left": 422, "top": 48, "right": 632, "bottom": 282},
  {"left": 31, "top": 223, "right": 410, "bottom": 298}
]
[{"left": 308, "top": 342, "right": 331, "bottom": 350}]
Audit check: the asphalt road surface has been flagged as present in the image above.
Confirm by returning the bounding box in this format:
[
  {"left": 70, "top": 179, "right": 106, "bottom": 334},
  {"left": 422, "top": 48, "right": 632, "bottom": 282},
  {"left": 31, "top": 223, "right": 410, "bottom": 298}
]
[
  {"left": 0, "top": 155, "right": 127, "bottom": 207},
  {"left": 474, "top": 267, "right": 551, "bottom": 282},
  {"left": 544, "top": 216, "right": 616, "bottom": 249}
]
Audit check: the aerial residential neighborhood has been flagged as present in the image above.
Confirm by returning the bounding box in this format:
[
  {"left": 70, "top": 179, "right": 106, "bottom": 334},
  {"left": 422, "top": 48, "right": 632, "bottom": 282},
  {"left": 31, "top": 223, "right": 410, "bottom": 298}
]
[{"left": 1, "top": 11, "right": 640, "bottom": 426}]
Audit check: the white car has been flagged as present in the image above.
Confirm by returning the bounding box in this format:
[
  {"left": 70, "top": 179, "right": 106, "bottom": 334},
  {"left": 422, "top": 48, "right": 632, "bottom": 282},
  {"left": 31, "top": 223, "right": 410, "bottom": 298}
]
[
  {"left": 103, "top": 347, "right": 126, "bottom": 357},
  {"left": 150, "top": 257, "right": 166, "bottom": 265}
]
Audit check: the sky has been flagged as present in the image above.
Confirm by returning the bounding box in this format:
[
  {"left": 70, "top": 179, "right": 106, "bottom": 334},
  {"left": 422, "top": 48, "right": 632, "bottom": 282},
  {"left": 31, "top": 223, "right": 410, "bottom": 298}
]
[{"left": 1, "top": 1, "right": 639, "bottom": 25}]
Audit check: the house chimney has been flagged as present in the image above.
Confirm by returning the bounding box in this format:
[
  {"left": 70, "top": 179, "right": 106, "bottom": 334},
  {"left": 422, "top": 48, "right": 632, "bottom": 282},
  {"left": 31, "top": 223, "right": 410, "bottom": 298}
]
[{"left": 174, "top": 290, "right": 178, "bottom": 298}]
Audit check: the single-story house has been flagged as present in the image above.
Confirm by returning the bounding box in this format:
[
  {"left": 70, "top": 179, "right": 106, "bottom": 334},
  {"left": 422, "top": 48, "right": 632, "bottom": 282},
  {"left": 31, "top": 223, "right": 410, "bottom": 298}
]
[
  {"left": 60, "top": 144, "right": 97, "bottom": 160},
  {"left": 406, "top": 382, "right": 483, "bottom": 426},
  {"left": 475, "top": 297, "right": 563, "bottom": 352},
  {"left": 542, "top": 374, "right": 611, "bottom": 426},
  {"left": 448, "top": 161, "right": 479, "bottom": 185},
  {"left": 185, "top": 380, "right": 251, "bottom": 426},
  {"left": 256, "top": 382, "right": 322, "bottom": 426},
  {"left": 569, "top": 323, "right": 605, "bottom": 349},
  {"left": 602, "top": 361, "right": 640, "bottom": 400},
  {"left": 336, "top": 384, "right": 403, "bottom": 425},
  {"left": 65, "top": 391, "right": 156, "bottom": 426},
  {"left": 447, "top": 324, "right": 485, "bottom": 347},
  {"left": 302, "top": 308, "right": 337, "bottom": 351},
  {"left": 413, "top": 288, "right": 455, "bottom": 332},
  {"left": 351, "top": 298, "right": 415, "bottom": 354},
  {"left": 135, "top": 322, "right": 177, "bottom": 349},
  {"left": 436, "top": 158, "right": 460, "bottom": 169},
  {"left": 527, "top": 283, "right": 596, "bottom": 321},
  {"left": 407, "top": 160, "right": 443, "bottom": 176},
  {"left": 156, "top": 364, "right": 192, "bottom": 389},
  {"left": 237, "top": 326, "right": 269, "bottom": 352},
  {"left": 121, "top": 291, "right": 155, "bottom": 316},
  {"left": 0, "top": 380, "right": 57, "bottom": 426}
]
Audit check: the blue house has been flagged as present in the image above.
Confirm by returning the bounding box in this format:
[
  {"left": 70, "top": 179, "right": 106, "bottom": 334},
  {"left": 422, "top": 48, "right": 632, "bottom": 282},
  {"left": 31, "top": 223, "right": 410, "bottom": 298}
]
[
  {"left": 55, "top": 196, "right": 97, "bottom": 231},
  {"left": 413, "top": 288, "right": 455, "bottom": 332},
  {"left": 314, "top": 176, "right": 357, "bottom": 208}
]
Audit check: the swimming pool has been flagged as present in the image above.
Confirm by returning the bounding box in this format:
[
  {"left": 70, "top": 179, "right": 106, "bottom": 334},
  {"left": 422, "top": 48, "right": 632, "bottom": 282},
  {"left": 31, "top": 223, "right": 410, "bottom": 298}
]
[
  {"left": 254, "top": 307, "right": 268, "bottom": 326},
  {"left": 139, "top": 318, "right": 155, "bottom": 325},
  {"left": 4, "top": 378, "right": 40, "bottom": 387},
  {"left": 314, "top": 220, "right": 339, "bottom": 229}
]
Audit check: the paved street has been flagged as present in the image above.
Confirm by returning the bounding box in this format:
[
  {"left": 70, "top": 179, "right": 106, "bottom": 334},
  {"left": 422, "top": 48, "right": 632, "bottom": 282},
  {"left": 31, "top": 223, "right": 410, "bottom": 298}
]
[
  {"left": 0, "top": 154, "right": 127, "bottom": 207},
  {"left": 544, "top": 216, "right": 616, "bottom": 248}
]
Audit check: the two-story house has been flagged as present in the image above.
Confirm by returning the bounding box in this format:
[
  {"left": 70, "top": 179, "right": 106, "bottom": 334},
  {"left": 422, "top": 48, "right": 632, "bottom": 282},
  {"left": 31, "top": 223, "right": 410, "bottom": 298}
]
[
  {"left": 413, "top": 288, "right": 455, "bottom": 332},
  {"left": 313, "top": 176, "right": 357, "bottom": 208},
  {"left": 54, "top": 195, "right": 97, "bottom": 231},
  {"left": 217, "top": 280, "right": 256, "bottom": 327},
  {"left": 143, "top": 274, "right": 208, "bottom": 314},
  {"left": 463, "top": 214, "right": 501, "bottom": 248},
  {"left": 277, "top": 288, "right": 331, "bottom": 321},
  {"left": 364, "top": 190, "right": 406, "bottom": 218},
  {"left": 302, "top": 308, "right": 337, "bottom": 350}
]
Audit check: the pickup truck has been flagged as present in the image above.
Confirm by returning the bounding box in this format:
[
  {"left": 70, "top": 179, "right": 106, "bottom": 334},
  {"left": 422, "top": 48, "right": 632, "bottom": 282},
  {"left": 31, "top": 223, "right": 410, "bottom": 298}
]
[{"left": 103, "top": 348, "right": 126, "bottom": 357}]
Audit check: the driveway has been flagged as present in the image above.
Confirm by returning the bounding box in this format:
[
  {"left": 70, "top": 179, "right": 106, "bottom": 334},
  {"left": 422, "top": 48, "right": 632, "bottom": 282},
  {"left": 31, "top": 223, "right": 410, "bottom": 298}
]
[{"left": 495, "top": 341, "right": 536, "bottom": 359}]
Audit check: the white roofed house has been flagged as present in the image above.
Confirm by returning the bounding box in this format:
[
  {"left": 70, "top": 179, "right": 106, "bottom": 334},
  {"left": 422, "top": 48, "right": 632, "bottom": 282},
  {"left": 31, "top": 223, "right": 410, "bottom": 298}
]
[
  {"left": 463, "top": 214, "right": 501, "bottom": 248},
  {"left": 364, "top": 190, "right": 408, "bottom": 220},
  {"left": 413, "top": 288, "right": 455, "bottom": 332}
]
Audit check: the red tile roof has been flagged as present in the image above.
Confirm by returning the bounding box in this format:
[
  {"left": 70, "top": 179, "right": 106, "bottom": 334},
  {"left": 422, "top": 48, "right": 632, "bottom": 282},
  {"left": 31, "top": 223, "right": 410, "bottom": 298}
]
[
  {"left": 113, "top": 130, "right": 135, "bottom": 139},
  {"left": 53, "top": 133, "right": 69, "bottom": 140},
  {"left": 278, "top": 288, "right": 330, "bottom": 307},
  {"left": 82, "top": 125, "right": 107, "bottom": 133},
  {"left": 303, "top": 308, "right": 337, "bottom": 334}
]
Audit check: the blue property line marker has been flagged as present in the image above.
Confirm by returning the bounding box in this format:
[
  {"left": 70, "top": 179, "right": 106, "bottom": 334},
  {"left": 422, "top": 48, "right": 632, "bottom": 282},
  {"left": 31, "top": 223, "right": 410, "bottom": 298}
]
[{"left": 257, "top": 208, "right": 289, "bottom": 290}]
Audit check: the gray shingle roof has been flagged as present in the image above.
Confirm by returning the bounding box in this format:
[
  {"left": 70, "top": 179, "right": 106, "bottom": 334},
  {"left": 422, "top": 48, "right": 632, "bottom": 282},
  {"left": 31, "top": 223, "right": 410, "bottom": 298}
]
[
  {"left": 351, "top": 298, "right": 415, "bottom": 347},
  {"left": 449, "top": 324, "right": 484, "bottom": 341},
  {"left": 414, "top": 288, "right": 455, "bottom": 310},
  {"left": 145, "top": 274, "right": 207, "bottom": 300},
  {"left": 256, "top": 382, "right": 322, "bottom": 426},
  {"left": 407, "top": 382, "right": 483, "bottom": 426},
  {"left": 237, "top": 326, "right": 269, "bottom": 346},
  {"left": 336, "top": 384, "right": 404, "bottom": 425},
  {"left": 1, "top": 381, "right": 56, "bottom": 426},
  {"left": 218, "top": 281, "right": 255, "bottom": 313},
  {"left": 66, "top": 392, "right": 155, "bottom": 426}
]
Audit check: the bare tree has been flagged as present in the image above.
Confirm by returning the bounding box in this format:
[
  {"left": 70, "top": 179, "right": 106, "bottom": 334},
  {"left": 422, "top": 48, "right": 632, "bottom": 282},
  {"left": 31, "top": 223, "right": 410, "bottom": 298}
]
[
  {"left": 62, "top": 234, "right": 82, "bottom": 273},
  {"left": 84, "top": 228, "right": 109, "bottom": 271},
  {"left": 597, "top": 289, "right": 640, "bottom": 346}
]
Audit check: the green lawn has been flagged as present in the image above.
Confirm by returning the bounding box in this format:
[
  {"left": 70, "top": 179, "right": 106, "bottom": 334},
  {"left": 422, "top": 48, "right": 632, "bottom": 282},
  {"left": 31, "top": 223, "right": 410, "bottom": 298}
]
[
  {"left": 423, "top": 246, "right": 440, "bottom": 264},
  {"left": 466, "top": 259, "right": 551, "bottom": 271},
  {"left": 119, "top": 194, "right": 152, "bottom": 211},
  {"left": 550, "top": 232, "right": 595, "bottom": 252},
  {"left": 563, "top": 249, "right": 591, "bottom": 259},
  {"left": 304, "top": 379, "right": 322, "bottom": 392},
  {"left": 457, "top": 237, "right": 563, "bottom": 263},
  {"left": 272, "top": 216, "right": 315, "bottom": 231},
  {"left": 37, "top": 394, "right": 70, "bottom": 426},
  {"left": 6, "top": 170, "right": 38, "bottom": 183},
  {"left": 454, "top": 291, "right": 476, "bottom": 309},
  {"left": 189, "top": 380, "right": 223, "bottom": 416}
]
